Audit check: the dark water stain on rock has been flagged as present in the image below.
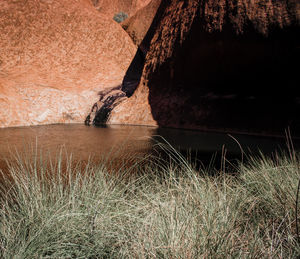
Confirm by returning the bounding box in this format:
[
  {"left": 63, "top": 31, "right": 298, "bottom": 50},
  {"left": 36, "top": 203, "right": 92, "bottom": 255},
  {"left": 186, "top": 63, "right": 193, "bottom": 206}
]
[{"left": 85, "top": 47, "right": 146, "bottom": 126}]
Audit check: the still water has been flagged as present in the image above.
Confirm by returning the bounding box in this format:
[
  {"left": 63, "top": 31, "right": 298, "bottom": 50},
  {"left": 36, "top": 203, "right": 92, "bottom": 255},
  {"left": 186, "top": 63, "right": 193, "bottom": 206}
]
[{"left": 0, "top": 124, "right": 297, "bottom": 171}]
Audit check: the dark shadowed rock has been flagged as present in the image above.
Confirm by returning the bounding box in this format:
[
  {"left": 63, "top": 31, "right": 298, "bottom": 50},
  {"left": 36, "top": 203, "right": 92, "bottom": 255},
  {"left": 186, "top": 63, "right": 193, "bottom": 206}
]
[{"left": 109, "top": 0, "right": 300, "bottom": 136}]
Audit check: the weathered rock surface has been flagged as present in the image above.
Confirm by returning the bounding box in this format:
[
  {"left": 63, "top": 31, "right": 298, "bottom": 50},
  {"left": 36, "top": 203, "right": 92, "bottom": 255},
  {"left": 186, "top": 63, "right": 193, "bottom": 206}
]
[
  {"left": 109, "top": 0, "right": 300, "bottom": 135},
  {"left": 0, "top": 0, "right": 136, "bottom": 127},
  {"left": 121, "top": 0, "right": 162, "bottom": 46},
  {"left": 91, "top": 0, "right": 151, "bottom": 19},
  {"left": 88, "top": 0, "right": 161, "bottom": 126}
]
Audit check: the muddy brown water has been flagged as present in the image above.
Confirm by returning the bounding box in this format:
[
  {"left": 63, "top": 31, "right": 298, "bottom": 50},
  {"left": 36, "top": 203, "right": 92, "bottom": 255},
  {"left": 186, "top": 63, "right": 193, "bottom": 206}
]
[{"left": 0, "top": 124, "right": 298, "bottom": 174}]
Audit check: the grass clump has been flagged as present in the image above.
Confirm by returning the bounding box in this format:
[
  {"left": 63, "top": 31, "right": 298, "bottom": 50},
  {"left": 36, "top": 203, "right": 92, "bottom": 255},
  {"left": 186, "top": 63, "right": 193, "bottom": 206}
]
[
  {"left": 0, "top": 146, "right": 299, "bottom": 258},
  {"left": 113, "top": 12, "right": 128, "bottom": 23}
]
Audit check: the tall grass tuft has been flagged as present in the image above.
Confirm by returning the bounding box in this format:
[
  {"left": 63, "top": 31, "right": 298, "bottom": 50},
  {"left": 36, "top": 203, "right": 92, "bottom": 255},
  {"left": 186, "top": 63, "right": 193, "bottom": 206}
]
[{"left": 0, "top": 145, "right": 299, "bottom": 258}]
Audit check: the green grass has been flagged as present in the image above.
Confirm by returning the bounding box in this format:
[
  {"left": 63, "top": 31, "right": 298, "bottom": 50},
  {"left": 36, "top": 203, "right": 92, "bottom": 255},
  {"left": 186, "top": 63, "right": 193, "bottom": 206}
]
[{"left": 0, "top": 145, "right": 300, "bottom": 258}]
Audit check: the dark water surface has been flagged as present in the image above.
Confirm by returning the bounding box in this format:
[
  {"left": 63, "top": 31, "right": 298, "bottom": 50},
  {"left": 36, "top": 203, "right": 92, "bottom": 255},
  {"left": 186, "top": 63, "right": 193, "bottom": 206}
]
[{"left": 0, "top": 124, "right": 298, "bottom": 172}]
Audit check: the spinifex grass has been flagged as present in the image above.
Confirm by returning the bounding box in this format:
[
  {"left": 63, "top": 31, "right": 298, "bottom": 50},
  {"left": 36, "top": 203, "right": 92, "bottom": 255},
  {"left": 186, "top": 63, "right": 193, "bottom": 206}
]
[{"left": 0, "top": 145, "right": 299, "bottom": 258}]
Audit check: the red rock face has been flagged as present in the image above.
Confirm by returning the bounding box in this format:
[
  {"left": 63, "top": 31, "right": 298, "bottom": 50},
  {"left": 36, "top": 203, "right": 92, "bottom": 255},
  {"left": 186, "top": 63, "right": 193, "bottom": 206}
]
[
  {"left": 0, "top": 0, "right": 136, "bottom": 127},
  {"left": 91, "top": 0, "right": 151, "bottom": 18},
  {"left": 109, "top": 0, "right": 300, "bottom": 135},
  {"left": 121, "top": 0, "right": 162, "bottom": 46}
]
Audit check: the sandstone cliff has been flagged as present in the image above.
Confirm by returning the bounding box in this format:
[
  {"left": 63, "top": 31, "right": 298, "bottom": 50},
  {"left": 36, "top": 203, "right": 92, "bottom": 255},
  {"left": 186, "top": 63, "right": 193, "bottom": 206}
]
[
  {"left": 121, "top": 0, "right": 162, "bottom": 46},
  {"left": 0, "top": 0, "right": 136, "bottom": 127},
  {"left": 108, "top": 0, "right": 300, "bottom": 135},
  {"left": 91, "top": 0, "right": 151, "bottom": 18},
  {"left": 84, "top": 0, "right": 161, "bottom": 126}
]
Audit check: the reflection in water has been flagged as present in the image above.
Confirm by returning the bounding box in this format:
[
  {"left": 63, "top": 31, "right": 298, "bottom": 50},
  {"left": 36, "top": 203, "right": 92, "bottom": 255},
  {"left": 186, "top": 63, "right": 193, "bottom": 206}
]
[
  {"left": 0, "top": 124, "right": 155, "bottom": 168},
  {"left": 0, "top": 124, "right": 297, "bottom": 172},
  {"left": 155, "top": 128, "right": 293, "bottom": 155}
]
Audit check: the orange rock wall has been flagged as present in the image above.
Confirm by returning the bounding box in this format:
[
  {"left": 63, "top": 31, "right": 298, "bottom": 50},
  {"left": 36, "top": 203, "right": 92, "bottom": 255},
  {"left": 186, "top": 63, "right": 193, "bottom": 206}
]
[
  {"left": 91, "top": 0, "right": 151, "bottom": 18},
  {"left": 121, "top": 0, "right": 162, "bottom": 46},
  {"left": 0, "top": 0, "right": 136, "bottom": 127}
]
